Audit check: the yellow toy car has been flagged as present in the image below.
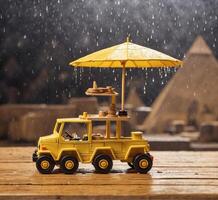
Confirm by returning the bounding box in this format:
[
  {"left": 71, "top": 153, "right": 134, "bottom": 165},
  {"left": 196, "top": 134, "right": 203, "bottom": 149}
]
[{"left": 32, "top": 112, "right": 153, "bottom": 174}]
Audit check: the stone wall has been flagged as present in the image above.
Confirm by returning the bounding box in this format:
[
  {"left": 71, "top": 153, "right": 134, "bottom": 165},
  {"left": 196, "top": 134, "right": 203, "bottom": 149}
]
[{"left": 0, "top": 97, "right": 98, "bottom": 142}]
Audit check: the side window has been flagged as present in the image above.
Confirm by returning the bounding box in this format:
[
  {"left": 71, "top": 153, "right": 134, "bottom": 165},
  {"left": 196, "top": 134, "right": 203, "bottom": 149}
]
[
  {"left": 62, "top": 122, "right": 88, "bottom": 141},
  {"left": 92, "top": 121, "right": 116, "bottom": 139},
  {"left": 92, "top": 121, "right": 102, "bottom": 134}
]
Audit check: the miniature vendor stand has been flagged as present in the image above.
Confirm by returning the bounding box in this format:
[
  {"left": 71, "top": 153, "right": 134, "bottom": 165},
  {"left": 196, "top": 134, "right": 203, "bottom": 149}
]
[
  {"left": 33, "top": 38, "right": 181, "bottom": 174},
  {"left": 32, "top": 81, "right": 153, "bottom": 174}
]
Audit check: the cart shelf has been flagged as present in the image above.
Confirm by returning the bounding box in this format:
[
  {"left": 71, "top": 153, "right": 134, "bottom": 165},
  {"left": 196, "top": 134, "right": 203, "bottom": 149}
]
[{"left": 79, "top": 114, "right": 130, "bottom": 121}]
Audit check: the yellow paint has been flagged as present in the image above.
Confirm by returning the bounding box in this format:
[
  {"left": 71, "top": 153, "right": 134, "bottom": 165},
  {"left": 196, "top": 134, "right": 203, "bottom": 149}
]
[
  {"left": 121, "top": 62, "right": 126, "bottom": 110},
  {"left": 83, "top": 112, "right": 88, "bottom": 118},
  {"left": 116, "top": 121, "right": 121, "bottom": 139},
  {"left": 131, "top": 131, "right": 143, "bottom": 140},
  {"left": 89, "top": 147, "right": 116, "bottom": 162},
  {"left": 124, "top": 145, "right": 149, "bottom": 161},
  {"left": 56, "top": 148, "right": 83, "bottom": 162},
  {"left": 111, "top": 95, "right": 116, "bottom": 105},
  {"left": 36, "top": 116, "right": 150, "bottom": 165},
  {"left": 106, "top": 120, "right": 111, "bottom": 139}
]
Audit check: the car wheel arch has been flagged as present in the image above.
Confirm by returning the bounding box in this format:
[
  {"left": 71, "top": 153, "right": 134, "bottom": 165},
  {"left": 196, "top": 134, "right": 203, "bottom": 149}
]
[
  {"left": 90, "top": 147, "right": 116, "bottom": 162},
  {"left": 58, "top": 149, "right": 82, "bottom": 162},
  {"left": 125, "top": 145, "right": 148, "bottom": 161}
]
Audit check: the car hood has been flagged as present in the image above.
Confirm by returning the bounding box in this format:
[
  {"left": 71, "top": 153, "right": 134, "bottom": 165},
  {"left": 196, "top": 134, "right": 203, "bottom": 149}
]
[{"left": 39, "top": 134, "right": 58, "bottom": 144}]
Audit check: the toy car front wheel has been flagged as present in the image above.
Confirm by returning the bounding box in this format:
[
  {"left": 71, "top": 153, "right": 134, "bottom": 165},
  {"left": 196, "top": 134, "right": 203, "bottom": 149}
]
[
  {"left": 93, "top": 154, "right": 113, "bottom": 174},
  {"left": 60, "top": 156, "right": 79, "bottom": 174},
  {"left": 133, "top": 154, "right": 153, "bottom": 174},
  {"left": 36, "top": 155, "right": 55, "bottom": 174}
]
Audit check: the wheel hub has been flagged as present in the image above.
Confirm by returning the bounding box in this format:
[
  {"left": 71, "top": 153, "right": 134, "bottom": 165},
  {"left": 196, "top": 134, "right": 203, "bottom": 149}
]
[
  {"left": 65, "top": 160, "right": 74, "bottom": 170},
  {"left": 139, "top": 159, "right": 148, "bottom": 169},
  {"left": 99, "top": 159, "right": 108, "bottom": 169},
  {"left": 41, "top": 160, "right": 49, "bottom": 169}
]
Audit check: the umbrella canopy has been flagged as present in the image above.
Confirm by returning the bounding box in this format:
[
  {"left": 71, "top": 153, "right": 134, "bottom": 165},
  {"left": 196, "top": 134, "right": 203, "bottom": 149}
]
[{"left": 69, "top": 37, "right": 182, "bottom": 113}]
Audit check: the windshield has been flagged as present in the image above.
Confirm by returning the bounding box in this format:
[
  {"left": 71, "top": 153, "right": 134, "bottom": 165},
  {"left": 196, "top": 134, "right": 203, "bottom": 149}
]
[{"left": 55, "top": 122, "right": 61, "bottom": 134}]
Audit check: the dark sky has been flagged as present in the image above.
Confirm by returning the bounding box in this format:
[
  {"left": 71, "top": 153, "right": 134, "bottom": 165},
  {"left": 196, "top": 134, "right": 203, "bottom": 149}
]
[{"left": 0, "top": 0, "right": 217, "bottom": 105}]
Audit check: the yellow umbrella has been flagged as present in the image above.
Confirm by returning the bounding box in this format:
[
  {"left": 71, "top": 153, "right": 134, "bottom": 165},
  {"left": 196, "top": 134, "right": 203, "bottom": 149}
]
[{"left": 69, "top": 37, "right": 182, "bottom": 115}]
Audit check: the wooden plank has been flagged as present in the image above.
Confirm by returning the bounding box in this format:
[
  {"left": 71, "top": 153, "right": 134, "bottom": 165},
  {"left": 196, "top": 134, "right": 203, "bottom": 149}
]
[
  {"left": 0, "top": 147, "right": 218, "bottom": 199},
  {"left": 0, "top": 185, "right": 218, "bottom": 200},
  {"left": 1, "top": 173, "right": 218, "bottom": 186}
]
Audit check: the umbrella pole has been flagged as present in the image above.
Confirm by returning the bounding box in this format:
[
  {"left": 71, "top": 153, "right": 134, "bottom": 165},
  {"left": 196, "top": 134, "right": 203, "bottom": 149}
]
[
  {"left": 121, "top": 65, "right": 125, "bottom": 111},
  {"left": 118, "top": 62, "right": 127, "bottom": 116}
]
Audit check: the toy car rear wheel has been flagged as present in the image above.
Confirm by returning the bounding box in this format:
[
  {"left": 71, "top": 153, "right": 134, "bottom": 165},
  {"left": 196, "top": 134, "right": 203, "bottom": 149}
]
[
  {"left": 60, "top": 156, "right": 78, "bottom": 174},
  {"left": 133, "top": 154, "right": 153, "bottom": 174},
  {"left": 36, "top": 155, "right": 55, "bottom": 174},
  {"left": 93, "top": 154, "right": 113, "bottom": 174}
]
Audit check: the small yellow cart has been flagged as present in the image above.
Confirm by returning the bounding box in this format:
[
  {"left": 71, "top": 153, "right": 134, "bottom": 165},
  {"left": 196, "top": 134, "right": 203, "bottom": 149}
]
[{"left": 33, "top": 83, "right": 153, "bottom": 174}]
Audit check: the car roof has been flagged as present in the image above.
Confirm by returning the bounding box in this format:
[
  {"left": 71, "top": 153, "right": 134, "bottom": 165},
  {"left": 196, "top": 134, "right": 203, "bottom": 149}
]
[{"left": 56, "top": 118, "right": 90, "bottom": 123}]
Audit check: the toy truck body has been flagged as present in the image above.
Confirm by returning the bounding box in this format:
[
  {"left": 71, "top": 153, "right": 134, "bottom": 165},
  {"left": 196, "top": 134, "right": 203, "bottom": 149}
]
[{"left": 33, "top": 113, "right": 153, "bottom": 174}]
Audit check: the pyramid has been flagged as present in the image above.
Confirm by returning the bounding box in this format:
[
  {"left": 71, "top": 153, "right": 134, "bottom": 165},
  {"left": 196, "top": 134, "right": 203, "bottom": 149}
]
[
  {"left": 187, "top": 36, "right": 212, "bottom": 55},
  {"left": 126, "top": 87, "right": 144, "bottom": 108},
  {"left": 141, "top": 36, "right": 218, "bottom": 133}
]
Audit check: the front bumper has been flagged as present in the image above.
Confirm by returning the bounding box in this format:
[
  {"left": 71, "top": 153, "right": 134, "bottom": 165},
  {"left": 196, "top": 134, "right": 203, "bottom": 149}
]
[{"left": 32, "top": 149, "right": 38, "bottom": 162}]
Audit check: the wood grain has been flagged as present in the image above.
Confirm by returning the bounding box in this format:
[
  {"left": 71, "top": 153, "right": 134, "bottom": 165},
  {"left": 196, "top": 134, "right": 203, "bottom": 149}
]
[{"left": 0, "top": 147, "right": 218, "bottom": 199}]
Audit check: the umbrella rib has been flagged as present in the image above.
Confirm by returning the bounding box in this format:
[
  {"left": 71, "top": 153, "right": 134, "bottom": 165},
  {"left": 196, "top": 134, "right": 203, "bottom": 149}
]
[
  {"left": 161, "top": 60, "right": 177, "bottom": 67},
  {"left": 97, "top": 60, "right": 105, "bottom": 67},
  {"left": 132, "top": 60, "right": 138, "bottom": 68},
  {"left": 108, "top": 60, "right": 114, "bottom": 68},
  {"left": 170, "top": 60, "right": 180, "bottom": 67},
  {"left": 147, "top": 60, "right": 153, "bottom": 68},
  {"left": 159, "top": 60, "right": 168, "bottom": 67}
]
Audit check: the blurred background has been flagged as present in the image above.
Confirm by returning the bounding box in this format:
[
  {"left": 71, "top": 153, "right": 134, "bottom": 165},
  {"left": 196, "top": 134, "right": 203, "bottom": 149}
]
[
  {"left": 0, "top": 0, "right": 218, "bottom": 149},
  {"left": 0, "top": 0, "right": 217, "bottom": 104}
]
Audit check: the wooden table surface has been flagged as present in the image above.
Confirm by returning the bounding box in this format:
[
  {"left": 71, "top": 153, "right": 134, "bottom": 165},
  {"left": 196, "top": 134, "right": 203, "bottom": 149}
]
[{"left": 0, "top": 147, "right": 218, "bottom": 199}]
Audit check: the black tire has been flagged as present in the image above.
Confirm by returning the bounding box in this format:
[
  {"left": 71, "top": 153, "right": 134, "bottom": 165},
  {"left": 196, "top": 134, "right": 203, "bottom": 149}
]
[
  {"left": 133, "top": 154, "right": 153, "bottom": 174},
  {"left": 127, "top": 162, "right": 134, "bottom": 168},
  {"left": 93, "top": 154, "right": 113, "bottom": 174},
  {"left": 60, "top": 156, "right": 78, "bottom": 174},
  {"left": 36, "top": 155, "right": 55, "bottom": 174}
]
